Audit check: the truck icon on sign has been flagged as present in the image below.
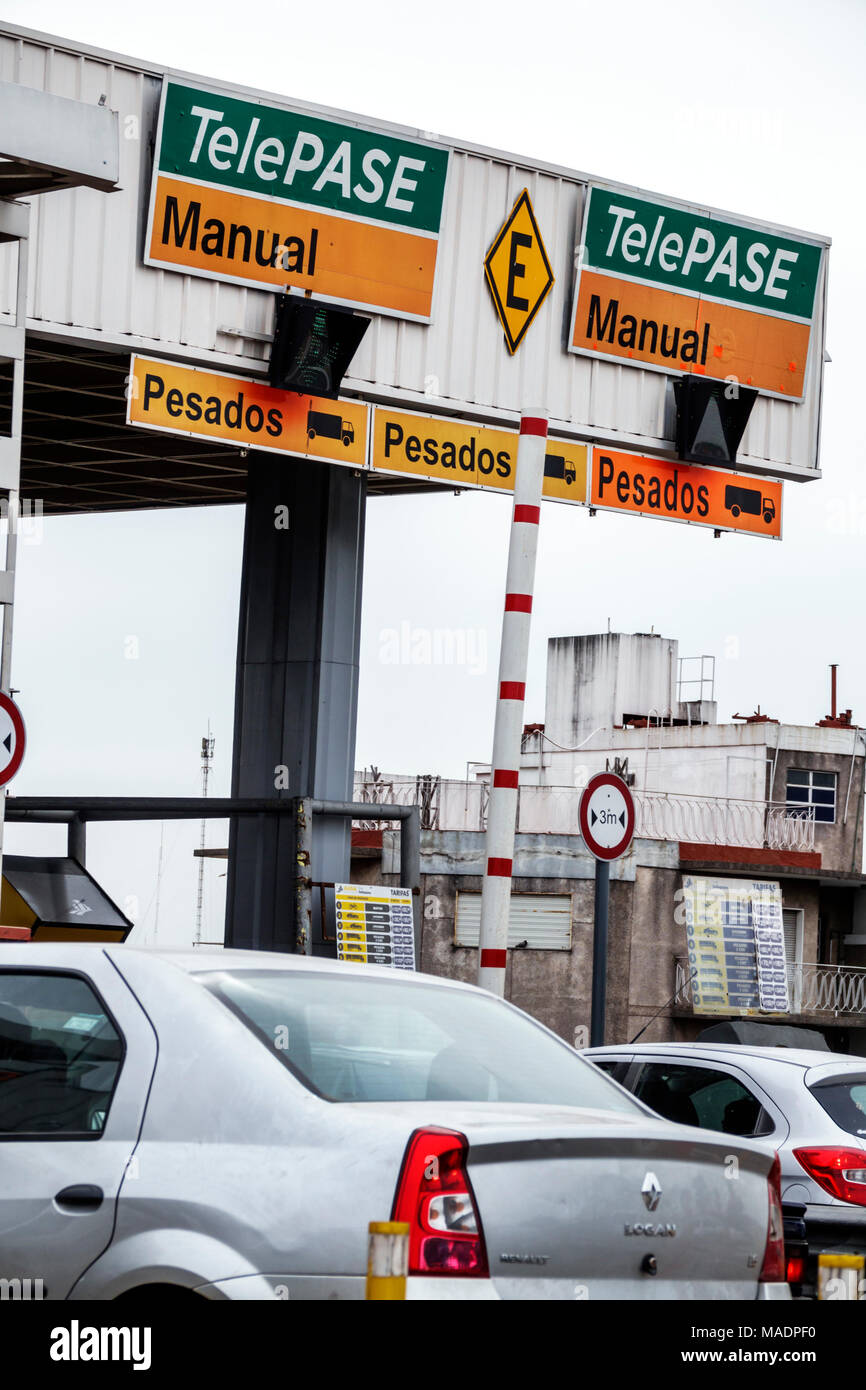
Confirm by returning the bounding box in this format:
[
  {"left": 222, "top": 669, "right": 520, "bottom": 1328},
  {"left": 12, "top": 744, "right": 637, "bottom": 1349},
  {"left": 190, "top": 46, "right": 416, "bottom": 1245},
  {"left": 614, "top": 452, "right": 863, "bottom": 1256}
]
[
  {"left": 307, "top": 409, "right": 355, "bottom": 447},
  {"left": 544, "top": 453, "right": 576, "bottom": 485},
  {"left": 724, "top": 484, "right": 776, "bottom": 525}
]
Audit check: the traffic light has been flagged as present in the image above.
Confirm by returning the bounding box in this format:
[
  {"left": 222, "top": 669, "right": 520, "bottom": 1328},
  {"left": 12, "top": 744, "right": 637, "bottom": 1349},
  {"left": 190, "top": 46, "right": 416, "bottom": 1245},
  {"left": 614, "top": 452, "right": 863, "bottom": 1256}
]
[
  {"left": 674, "top": 375, "right": 758, "bottom": 467},
  {"left": 269, "top": 296, "right": 370, "bottom": 399}
]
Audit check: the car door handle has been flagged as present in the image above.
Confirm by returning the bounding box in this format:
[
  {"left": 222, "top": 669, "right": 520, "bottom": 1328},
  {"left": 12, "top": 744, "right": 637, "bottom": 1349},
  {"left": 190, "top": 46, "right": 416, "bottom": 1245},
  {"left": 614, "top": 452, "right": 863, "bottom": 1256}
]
[{"left": 54, "top": 1184, "right": 104, "bottom": 1211}]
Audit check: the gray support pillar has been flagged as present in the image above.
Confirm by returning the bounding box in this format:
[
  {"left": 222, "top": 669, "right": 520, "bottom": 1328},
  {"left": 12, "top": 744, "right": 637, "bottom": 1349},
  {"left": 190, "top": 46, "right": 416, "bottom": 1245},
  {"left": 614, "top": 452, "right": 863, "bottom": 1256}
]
[
  {"left": 590, "top": 858, "right": 610, "bottom": 1047},
  {"left": 225, "top": 455, "right": 366, "bottom": 954},
  {"left": 295, "top": 796, "right": 313, "bottom": 955},
  {"left": 67, "top": 815, "right": 86, "bottom": 866},
  {"left": 400, "top": 808, "right": 421, "bottom": 965}
]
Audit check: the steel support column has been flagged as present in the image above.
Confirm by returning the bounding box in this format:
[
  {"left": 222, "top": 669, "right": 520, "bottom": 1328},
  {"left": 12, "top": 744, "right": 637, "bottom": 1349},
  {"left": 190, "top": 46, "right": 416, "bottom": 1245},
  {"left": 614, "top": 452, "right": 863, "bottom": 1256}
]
[
  {"left": 590, "top": 858, "right": 610, "bottom": 1047},
  {"left": 225, "top": 455, "right": 366, "bottom": 953},
  {"left": 67, "top": 815, "right": 86, "bottom": 866}
]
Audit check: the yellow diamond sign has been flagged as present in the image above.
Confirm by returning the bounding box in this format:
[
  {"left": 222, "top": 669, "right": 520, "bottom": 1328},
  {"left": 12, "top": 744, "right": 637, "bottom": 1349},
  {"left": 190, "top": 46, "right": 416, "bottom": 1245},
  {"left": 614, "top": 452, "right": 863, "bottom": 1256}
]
[{"left": 484, "top": 189, "right": 554, "bottom": 355}]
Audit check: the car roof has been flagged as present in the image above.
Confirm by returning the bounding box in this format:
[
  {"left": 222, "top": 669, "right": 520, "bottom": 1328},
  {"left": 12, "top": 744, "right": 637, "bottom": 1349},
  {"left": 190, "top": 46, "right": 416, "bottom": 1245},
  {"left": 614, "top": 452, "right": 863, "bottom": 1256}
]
[
  {"left": 119, "top": 945, "right": 437, "bottom": 985},
  {"left": 584, "top": 1042, "right": 866, "bottom": 1071},
  {"left": 0, "top": 940, "right": 487, "bottom": 995}
]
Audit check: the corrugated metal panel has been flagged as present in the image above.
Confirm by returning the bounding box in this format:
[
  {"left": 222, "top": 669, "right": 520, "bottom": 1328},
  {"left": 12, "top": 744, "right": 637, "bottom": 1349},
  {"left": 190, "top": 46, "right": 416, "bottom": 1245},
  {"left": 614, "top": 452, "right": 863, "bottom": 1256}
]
[
  {"left": 0, "top": 24, "right": 827, "bottom": 479},
  {"left": 455, "top": 892, "right": 572, "bottom": 951}
]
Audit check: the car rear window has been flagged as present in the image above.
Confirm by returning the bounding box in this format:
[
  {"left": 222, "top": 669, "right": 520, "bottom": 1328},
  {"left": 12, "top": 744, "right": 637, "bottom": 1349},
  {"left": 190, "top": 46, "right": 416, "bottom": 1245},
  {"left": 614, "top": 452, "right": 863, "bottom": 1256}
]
[
  {"left": 808, "top": 1075, "right": 866, "bottom": 1138},
  {"left": 197, "top": 969, "right": 641, "bottom": 1110}
]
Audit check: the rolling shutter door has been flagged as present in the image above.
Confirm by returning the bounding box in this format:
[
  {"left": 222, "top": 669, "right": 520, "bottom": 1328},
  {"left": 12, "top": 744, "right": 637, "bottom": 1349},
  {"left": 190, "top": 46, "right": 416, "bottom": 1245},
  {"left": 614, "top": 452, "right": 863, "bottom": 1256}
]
[
  {"left": 454, "top": 893, "right": 572, "bottom": 950},
  {"left": 783, "top": 909, "right": 801, "bottom": 966}
]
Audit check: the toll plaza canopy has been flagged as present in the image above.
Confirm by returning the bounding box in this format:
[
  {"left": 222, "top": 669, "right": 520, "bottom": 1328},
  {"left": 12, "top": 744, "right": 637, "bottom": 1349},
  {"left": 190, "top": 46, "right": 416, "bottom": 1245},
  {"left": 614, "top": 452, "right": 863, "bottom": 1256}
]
[
  {"left": 0, "top": 21, "right": 830, "bottom": 516},
  {"left": 0, "top": 22, "right": 834, "bottom": 961}
]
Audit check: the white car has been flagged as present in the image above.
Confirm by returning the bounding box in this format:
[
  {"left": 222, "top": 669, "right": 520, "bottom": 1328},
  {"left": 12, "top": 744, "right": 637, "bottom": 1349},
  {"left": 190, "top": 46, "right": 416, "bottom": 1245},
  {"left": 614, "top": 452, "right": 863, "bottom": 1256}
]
[
  {"left": 586, "top": 1040, "right": 866, "bottom": 1298},
  {"left": 0, "top": 944, "right": 789, "bottom": 1300}
]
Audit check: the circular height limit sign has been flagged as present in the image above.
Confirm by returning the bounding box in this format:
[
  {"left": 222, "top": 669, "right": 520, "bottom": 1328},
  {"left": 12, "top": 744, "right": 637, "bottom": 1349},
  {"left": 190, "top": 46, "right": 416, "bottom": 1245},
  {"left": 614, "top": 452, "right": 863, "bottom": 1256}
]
[
  {"left": 0, "top": 692, "right": 25, "bottom": 787},
  {"left": 579, "top": 772, "right": 635, "bottom": 861}
]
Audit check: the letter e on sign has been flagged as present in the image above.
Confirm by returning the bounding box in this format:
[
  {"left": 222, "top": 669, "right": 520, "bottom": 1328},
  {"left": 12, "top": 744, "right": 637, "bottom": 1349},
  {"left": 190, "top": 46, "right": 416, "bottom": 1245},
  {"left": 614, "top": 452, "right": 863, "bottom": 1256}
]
[{"left": 484, "top": 190, "right": 554, "bottom": 355}]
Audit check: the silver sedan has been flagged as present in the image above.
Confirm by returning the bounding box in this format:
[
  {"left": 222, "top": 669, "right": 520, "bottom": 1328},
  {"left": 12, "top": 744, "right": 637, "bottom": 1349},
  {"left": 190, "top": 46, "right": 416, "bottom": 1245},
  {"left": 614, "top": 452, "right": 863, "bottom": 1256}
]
[
  {"left": 0, "top": 944, "right": 789, "bottom": 1300},
  {"left": 585, "top": 1041, "right": 866, "bottom": 1296}
]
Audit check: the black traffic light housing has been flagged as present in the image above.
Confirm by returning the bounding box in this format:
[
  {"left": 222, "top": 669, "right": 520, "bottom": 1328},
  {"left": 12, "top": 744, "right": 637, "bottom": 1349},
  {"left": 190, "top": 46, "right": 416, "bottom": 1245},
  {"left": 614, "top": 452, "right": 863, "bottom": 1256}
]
[
  {"left": 269, "top": 296, "right": 370, "bottom": 400},
  {"left": 674, "top": 375, "right": 758, "bottom": 467}
]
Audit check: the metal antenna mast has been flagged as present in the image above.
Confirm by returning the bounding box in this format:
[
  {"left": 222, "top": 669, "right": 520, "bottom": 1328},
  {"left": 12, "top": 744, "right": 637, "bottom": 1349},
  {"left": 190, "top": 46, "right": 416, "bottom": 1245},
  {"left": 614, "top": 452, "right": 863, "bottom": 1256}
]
[{"left": 195, "top": 724, "right": 215, "bottom": 944}]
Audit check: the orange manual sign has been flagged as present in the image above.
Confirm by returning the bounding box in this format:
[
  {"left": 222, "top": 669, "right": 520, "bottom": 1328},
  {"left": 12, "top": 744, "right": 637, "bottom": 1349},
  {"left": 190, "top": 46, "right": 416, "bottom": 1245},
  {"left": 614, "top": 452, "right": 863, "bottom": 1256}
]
[
  {"left": 591, "top": 448, "right": 782, "bottom": 538},
  {"left": 127, "top": 355, "right": 369, "bottom": 469},
  {"left": 149, "top": 178, "right": 439, "bottom": 320}
]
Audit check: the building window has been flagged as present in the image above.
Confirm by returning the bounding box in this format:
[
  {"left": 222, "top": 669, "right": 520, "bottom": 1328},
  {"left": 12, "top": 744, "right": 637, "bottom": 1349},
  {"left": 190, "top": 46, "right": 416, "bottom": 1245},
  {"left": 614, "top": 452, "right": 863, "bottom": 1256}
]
[{"left": 786, "top": 769, "right": 836, "bottom": 824}]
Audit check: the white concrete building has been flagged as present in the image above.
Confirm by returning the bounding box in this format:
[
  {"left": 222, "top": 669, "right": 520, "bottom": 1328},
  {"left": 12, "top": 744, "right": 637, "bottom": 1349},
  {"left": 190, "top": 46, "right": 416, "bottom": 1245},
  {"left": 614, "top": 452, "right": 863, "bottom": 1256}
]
[{"left": 355, "top": 633, "right": 866, "bottom": 1047}]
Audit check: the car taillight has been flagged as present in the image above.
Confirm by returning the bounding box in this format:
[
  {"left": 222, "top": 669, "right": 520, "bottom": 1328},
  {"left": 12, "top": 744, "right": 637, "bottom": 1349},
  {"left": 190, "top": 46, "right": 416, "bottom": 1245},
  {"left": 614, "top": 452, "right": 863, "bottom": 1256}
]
[
  {"left": 759, "top": 1155, "right": 786, "bottom": 1284},
  {"left": 794, "top": 1146, "right": 866, "bottom": 1205},
  {"left": 391, "top": 1127, "right": 489, "bottom": 1277},
  {"left": 786, "top": 1251, "right": 807, "bottom": 1285}
]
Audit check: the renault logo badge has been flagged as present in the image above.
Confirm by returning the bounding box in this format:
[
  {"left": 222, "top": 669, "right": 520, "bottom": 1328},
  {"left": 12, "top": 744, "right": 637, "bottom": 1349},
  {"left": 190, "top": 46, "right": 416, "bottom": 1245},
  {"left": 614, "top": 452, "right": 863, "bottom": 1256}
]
[{"left": 641, "top": 1172, "right": 662, "bottom": 1211}]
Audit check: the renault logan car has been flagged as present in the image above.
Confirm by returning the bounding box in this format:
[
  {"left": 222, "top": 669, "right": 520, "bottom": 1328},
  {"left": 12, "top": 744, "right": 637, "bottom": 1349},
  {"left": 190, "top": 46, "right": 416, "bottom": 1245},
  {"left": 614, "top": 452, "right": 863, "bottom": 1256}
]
[
  {"left": 0, "top": 945, "right": 789, "bottom": 1300},
  {"left": 585, "top": 1041, "right": 866, "bottom": 1298}
]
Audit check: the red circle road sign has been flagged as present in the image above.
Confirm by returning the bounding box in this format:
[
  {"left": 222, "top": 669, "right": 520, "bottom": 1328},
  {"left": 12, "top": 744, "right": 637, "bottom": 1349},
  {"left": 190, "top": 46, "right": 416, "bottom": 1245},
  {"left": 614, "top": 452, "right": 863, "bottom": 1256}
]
[
  {"left": 579, "top": 772, "right": 635, "bottom": 861},
  {"left": 0, "top": 692, "right": 26, "bottom": 787}
]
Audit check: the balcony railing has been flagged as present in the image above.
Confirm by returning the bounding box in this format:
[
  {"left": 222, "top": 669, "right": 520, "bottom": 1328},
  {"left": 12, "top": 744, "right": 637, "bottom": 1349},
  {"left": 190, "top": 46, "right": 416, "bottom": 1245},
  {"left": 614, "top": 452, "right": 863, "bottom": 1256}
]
[
  {"left": 353, "top": 772, "right": 816, "bottom": 852},
  {"left": 676, "top": 958, "right": 866, "bottom": 1018},
  {"left": 789, "top": 963, "right": 866, "bottom": 1016},
  {"left": 636, "top": 793, "right": 815, "bottom": 853}
]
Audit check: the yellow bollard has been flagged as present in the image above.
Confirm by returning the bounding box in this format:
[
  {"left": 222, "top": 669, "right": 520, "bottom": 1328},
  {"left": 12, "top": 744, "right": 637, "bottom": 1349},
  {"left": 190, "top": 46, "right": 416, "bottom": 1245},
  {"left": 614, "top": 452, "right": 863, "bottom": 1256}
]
[{"left": 365, "top": 1221, "right": 409, "bottom": 1300}]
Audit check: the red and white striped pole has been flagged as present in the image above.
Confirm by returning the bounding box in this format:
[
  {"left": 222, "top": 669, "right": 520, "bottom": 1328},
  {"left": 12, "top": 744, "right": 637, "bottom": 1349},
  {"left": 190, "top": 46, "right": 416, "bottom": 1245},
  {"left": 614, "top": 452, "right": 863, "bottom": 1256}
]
[{"left": 477, "top": 410, "right": 548, "bottom": 995}]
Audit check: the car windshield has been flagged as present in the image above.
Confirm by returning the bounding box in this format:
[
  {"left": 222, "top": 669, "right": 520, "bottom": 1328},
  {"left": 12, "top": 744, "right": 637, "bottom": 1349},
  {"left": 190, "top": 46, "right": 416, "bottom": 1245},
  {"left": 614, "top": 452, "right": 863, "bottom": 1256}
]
[
  {"left": 808, "top": 1074, "right": 866, "bottom": 1138},
  {"left": 197, "top": 969, "right": 641, "bottom": 1110}
]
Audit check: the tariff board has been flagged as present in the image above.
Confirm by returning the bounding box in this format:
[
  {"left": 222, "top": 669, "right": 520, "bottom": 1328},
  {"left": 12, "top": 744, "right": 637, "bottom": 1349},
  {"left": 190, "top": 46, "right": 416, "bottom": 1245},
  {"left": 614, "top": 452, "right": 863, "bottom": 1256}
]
[
  {"left": 335, "top": 883, "right": 415, "bottom": 970},
  {"left": 145, "top": 81, "right": 450, "bottom": 320},
  {"left": 371, "top": 406, "right": 588, "bottom": 505},
  {"left": 682, "top": 876, "right": 789, "bottom": 1016},
  {"left": 570, "top": 185, "right": 824, "bottom": 401},
  {"left": 127, "top": 355, "right": 369, "bottom": 469}
]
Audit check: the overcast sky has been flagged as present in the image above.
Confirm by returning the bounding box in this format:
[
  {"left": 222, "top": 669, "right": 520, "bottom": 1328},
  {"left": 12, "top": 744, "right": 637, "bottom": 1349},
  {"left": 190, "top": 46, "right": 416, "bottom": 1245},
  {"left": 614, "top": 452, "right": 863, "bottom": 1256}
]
[{"left": 1, "top": 0, "right": 864, "bottom": 945}]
